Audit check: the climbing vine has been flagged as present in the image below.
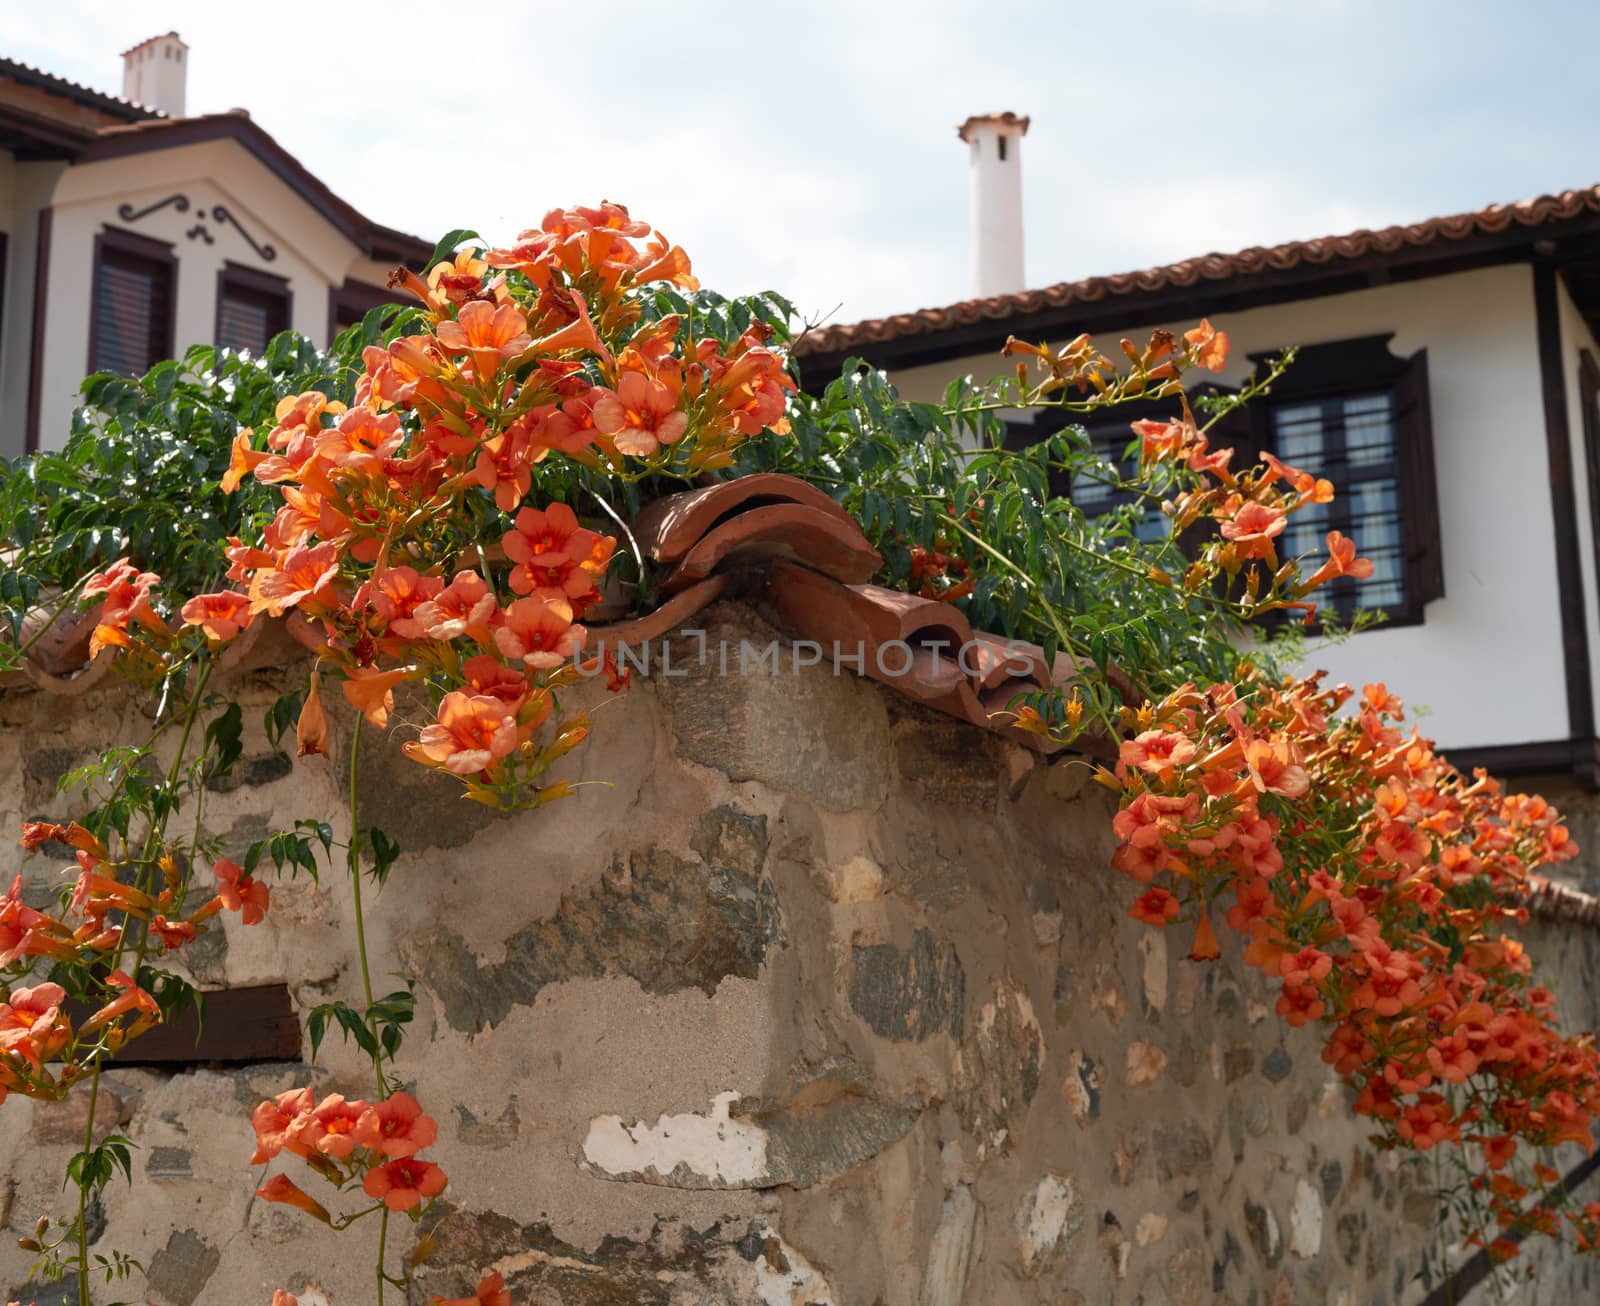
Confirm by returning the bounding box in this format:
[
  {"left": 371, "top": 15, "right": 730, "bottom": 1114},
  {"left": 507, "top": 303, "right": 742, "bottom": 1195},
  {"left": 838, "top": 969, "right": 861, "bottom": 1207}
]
[{"left": 0, "top": 204, "right": 1594, "bottom": 1302}]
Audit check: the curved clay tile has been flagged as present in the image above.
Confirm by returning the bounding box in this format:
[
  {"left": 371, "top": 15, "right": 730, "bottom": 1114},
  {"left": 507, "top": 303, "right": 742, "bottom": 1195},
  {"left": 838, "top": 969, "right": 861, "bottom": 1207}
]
[
  {"left": 661, "top": 503, "right": 881, "bottom": 594},
  {"left": 586, "top": 575, "right": 727, "bottom": 649},
  {"left": 12, "top": 604, "right": 99, "bottom": 677},
  {"left": 631, "top": 473, "right": 861, "bottom": 565}
]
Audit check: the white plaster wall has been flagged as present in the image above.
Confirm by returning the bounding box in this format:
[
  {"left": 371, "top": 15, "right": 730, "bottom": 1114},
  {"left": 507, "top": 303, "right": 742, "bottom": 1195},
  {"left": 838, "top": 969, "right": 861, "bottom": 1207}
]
[
  {"left": 887, "top": 265, "right": 1566, "bottom": 752},
  {"left": 32, "top": 139, "right": 383, "bottom": 451},
  {"left": 0, "top": 155, "right": 68, "bottom": 458}
]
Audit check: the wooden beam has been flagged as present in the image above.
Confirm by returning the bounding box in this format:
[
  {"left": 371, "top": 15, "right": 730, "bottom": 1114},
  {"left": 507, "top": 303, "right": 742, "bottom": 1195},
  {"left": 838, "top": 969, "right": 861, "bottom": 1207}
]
[
  {"left": 66, "top": 983, "right": 300, "bottom": 1066},
  {"left": 1533, "top": 264, "right": 1598, "bottom": 790}
]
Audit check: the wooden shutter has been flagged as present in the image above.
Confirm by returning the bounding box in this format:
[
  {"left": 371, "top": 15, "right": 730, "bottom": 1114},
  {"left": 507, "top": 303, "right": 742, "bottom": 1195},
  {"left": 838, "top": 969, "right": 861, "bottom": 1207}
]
[
  {"left": 1393, "top": 347, "right": 1444, "bottom": 606},
  {"left": 216, "top": 264, "right": 292, "bottom": 355},
  {"left": 90, "top": 238, "right": 175, "bottom": 376}
]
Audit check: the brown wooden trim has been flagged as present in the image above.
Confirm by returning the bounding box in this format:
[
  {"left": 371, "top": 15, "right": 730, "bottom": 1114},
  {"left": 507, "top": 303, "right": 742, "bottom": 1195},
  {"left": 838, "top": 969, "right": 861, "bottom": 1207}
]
[
  {"left": 23, "top": 205, "right": 52, "bottom": 453},
  {"left": 81, "top": 114, "right": 430, "bottom": 265},
  {"left": 0, "top": 229, "right": 8, "bottom": 373},
  {"left": 64, "top": 982, "right": 300, "bottom": 1066},
  {"left": 1444, "top": 736, "right": 1600, "bottom": 782},
  {"left": 1581, "top": 350, "right": 1600, "bottom": 697},
  {"left": 1534, "top": 264, "right": 1597, "bottom": 789},
  {"left": 214, "top": 260, "right": 293, "bottom": 351},
  {"left": 87, "top": 224, "right": 179, "bottom": 377}
]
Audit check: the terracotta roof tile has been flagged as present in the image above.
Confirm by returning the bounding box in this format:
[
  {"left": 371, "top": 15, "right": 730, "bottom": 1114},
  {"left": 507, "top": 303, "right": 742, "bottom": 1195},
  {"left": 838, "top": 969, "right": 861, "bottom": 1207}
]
[
  {"left": 0, "top": 55, "right": 163, "bottom": 123},
  {"left": 793, "top": 185, "right": 1600, "bottom": 359}
]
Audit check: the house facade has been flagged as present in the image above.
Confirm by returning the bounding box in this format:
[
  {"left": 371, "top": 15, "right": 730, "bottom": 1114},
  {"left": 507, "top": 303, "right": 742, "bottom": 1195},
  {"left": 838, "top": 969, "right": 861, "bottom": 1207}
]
[
  {"left": 794, "top": 114, "right": 1600, "bottom": 791},
  {"left": 0, "top": 33, "right": 430, "bottom": 458}
]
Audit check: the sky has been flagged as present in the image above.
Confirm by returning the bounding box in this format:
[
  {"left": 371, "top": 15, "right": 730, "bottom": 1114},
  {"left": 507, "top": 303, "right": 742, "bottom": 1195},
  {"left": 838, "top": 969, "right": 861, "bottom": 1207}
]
[{"left": 6, "top": 1, "right": 1599, "bottom": 331}]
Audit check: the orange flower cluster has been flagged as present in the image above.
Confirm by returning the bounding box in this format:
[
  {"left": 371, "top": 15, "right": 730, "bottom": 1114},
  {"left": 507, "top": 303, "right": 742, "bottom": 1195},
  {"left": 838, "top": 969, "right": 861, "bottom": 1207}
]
[
  {"left": 2, "top": 824, "right": 267, "bottom": 1101},
  {"left": 1109, "top": 672, "right": 1600, "bottom": 1257},
  {"left": 213, "top": 203, "right": 797, "bottom": 808},
  {"left": 251, "top": 1087, "right": 446, "bottom": 1218},
  {"left": 1130, "top": 405, "right": 1366, "bottom": 622}
]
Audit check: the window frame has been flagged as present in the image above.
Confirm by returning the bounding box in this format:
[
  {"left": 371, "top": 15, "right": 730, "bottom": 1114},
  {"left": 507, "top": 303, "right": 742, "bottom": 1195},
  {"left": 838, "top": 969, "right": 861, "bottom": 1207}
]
[
  {"left": 1246, "top": 334, "right": 1443, "bottom": 632},
  {"left": 214, "top": 260, "right": 293, "bottom": 355},
  {"left": 87, "top": 225, "right": 178, "bottom": 377}
]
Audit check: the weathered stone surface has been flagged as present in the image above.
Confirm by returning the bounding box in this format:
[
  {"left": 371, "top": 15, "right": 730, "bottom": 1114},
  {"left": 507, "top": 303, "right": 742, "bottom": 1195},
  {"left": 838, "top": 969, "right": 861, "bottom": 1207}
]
[
  {"left": 851, "top": 928, "right": 965, "bottom": 1042},
  {"left": 1153, "top": 1122, "right": 1213, "bottom": 1182},
  {"left": 657, "top": 607, "right": 892, "bottom": 811},
  {"left": 411, "top": 1209, "right": 835, "bottom": 1306},
  {"left": 1244, "top": 1199, "right": 1285, "bottom": 1268},
  {"left": 955, "top": 977, "right": 1043, "bottom": 1148},
  {"left": 1261, "top": 1046, "right": 1293, "bottom": 1083},
  {"left": 145, "top": 1229, "right": 220, "bottom": 1306},
  {"left": 146, "top": 1145, "right": 193, "bottom": 1180},
  {"left": 882, "top": 828, "right": 969, "bottom": 907},
  {"left": 1224, "top": 1045, "right": 1255, "bottom": 1083},
  {"left": 921, "top": 1185, "right": 981, "bottom": 1306},
  {"left": 418, "top": 808, "right": 781, "bottom": 1032},
  {"left": 583, "top": 1066, "right": 922, "bottom": 1190},
  {"left": 1320, "top": 1158, "right": 1344, "bottom": 1204},
  {"left": 206, "top": 749, "right": 293, "bottom": 793},
  {"left": 1289, "top": 1179, "right": 1322, "bottom": 1258},
  {"left": 893, "top": 716, "right": 1000, "bottom": 809},
  {"left": 1016, "top": 1174, "right": 1082, "bottom": 1275},
  {"left": 338, "top": 683, "right": 504, "bottom": 850},
  {"left": 1126, "top": 1041, "right": 1168, "bottom": 1088},
  {"left": 10, "top": 1274, "right": 81, "bottom": 1306},
  {"left": 1062, "top": 1049, "right": 1101, "bottom": 1125}
]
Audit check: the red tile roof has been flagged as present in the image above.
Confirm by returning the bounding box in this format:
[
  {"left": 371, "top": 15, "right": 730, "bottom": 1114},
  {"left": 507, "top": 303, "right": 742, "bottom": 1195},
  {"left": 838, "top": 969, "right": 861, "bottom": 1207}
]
[
  {"left": 792, "top": 185, "right": 1600, "bottom": 361},
  {"left": 0, "top": 55, "right": 163, "bottom": 124}
]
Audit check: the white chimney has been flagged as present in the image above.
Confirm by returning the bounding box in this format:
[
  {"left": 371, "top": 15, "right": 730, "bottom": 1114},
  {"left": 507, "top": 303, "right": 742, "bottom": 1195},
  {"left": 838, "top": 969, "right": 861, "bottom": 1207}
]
[
  {"left": 958, "top": 112, "right": 1029, "bottom": 298},
  {"left": 120, "top": 32, "right": 188, "bottom": 117}
]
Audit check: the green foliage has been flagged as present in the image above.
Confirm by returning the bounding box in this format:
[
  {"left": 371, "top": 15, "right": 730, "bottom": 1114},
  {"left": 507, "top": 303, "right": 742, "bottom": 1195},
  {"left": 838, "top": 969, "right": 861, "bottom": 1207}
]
[
  {"left": 66, "top": 1136, "right": 135, "bottom": 1194},
  {"left": 306, "top": 985, "right": 414, "bottom": 1063},
  {"left": 0, "top": 317, "right": 409, "bottom": 638},
  {"left": 241, "top": 820, "right": 334, "bottom": 882}
]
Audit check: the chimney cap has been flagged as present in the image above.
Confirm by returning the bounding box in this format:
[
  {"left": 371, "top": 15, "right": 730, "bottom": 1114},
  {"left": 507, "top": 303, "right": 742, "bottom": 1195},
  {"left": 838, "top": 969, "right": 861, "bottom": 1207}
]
[
  {"left": 119, "top": 31, "right": 188, "bottom": 58},
  {"left": 957, "top": 111, "right": 1030, "bottom": 144}
]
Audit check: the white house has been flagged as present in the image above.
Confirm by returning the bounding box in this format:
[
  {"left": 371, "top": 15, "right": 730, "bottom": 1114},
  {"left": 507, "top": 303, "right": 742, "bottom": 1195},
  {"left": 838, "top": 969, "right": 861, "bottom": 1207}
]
[
  {"left": 794, "top": 113, "right": 1600, "bottom": 790},
  {"left": 0, "top": 32, "right": 430, "bottom": 458}
]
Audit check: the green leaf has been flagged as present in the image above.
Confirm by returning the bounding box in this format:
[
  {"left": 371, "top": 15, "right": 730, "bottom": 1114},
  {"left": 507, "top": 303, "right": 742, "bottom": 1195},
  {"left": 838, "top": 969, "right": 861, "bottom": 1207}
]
[{"left": 425, "top": 228, "right": 481, "bottom": 270}]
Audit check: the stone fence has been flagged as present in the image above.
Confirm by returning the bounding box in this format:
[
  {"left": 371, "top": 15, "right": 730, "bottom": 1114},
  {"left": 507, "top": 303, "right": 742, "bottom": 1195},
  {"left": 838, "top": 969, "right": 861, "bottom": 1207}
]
[{"left": 2, "top": 603, "right": 1599, "bottom": 1305}]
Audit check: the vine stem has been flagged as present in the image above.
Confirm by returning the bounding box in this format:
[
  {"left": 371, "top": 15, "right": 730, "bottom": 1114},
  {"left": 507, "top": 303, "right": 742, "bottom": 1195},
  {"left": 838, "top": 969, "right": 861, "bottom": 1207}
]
[
  {"left": 75, "top": 658, "right": 212, "bottom": 1306},
  {"left": 344, "top": 715, "right": 391, "bottom": 1305}
]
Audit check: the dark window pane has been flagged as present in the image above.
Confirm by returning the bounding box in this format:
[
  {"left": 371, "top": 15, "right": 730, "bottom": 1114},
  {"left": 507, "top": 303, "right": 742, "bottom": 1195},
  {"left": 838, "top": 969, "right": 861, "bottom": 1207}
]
[
  {"left": 1066, "top": 426, "right": 1169, "bottom": 544},
  {"left": 1270, "top": 390, "right": 1404, "bottom": 616}
]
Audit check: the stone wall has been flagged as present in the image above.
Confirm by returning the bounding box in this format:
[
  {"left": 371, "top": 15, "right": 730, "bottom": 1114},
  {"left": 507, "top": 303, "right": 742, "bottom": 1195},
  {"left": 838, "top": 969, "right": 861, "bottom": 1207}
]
[{"left": 2, "top": 602, "right": 1599, "bottom": 1305}]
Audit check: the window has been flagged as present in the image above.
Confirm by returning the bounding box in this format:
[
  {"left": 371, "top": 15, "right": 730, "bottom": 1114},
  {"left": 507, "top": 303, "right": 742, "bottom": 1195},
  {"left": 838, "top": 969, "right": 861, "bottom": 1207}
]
[
  {"left": 88, "top": 228, "right": 176, "bottom": 376},
  {"left": 1006, "top": 334, "right": 1442, "bottom": 627},
  {"left": 1248, "top": 335, "right": 1443, "bottom": 626},
  {"left": 1009, "top": 389, "right": 1241, "bottom": 547},
  {"left": 216, "top": 263, "right": 291, "bottom": 355},
  {"left": 327, "top": 278, "right": 393, "bottom": 343}
]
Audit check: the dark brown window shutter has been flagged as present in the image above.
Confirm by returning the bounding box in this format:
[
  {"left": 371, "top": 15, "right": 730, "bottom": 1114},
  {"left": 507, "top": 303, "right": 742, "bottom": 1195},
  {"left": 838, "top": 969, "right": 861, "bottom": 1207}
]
[
  {"left": 1394, "top": 347, "right": 1444, "bottom": 606},
  {"left": 216, "top": 265, "right": 292, "bottom": 355},
  {"left": 91, "top": 247, "right": 174, "bottom": 376}
]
